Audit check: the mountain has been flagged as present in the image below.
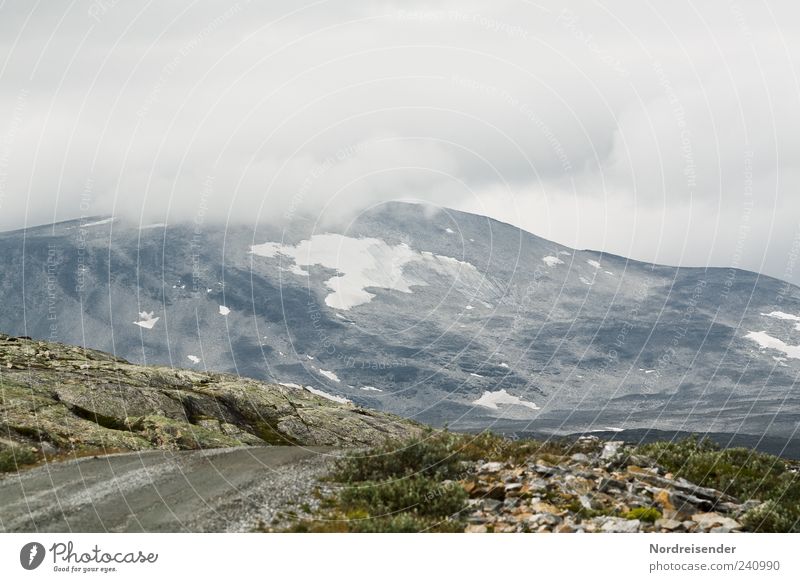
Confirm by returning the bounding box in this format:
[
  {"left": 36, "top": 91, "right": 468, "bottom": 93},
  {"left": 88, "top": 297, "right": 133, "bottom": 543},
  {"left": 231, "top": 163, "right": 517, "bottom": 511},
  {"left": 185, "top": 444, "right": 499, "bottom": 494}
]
[{"left": 1, "top": 202, "right": 799, "bottom": 443}]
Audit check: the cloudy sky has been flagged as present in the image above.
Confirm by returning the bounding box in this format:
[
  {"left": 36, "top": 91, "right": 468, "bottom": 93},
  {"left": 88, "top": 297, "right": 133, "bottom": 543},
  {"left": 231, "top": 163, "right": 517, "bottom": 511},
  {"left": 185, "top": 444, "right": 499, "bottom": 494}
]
[{"left": 1, "top": 0, "right": 799, "bottom": 282}]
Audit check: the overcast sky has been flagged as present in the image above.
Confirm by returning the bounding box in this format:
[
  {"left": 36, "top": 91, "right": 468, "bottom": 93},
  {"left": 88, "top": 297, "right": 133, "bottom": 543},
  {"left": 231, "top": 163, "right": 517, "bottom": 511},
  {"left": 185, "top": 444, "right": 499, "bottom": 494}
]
[{"left": 1, "top": 1, "right": 799, "bottom": 282}]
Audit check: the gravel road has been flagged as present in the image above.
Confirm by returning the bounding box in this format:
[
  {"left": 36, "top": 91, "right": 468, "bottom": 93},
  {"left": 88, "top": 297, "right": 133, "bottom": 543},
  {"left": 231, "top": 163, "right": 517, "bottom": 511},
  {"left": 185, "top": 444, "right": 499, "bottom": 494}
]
[{"left": 0, "top": 446, "right": 337, "bottom": 532}]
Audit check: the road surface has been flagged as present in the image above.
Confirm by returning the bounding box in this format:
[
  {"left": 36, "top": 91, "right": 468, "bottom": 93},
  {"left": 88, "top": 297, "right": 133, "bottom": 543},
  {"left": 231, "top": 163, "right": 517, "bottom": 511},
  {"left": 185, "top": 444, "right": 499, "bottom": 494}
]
[{"left": 0, "top": 446, "right": 335, "bottom": 532}]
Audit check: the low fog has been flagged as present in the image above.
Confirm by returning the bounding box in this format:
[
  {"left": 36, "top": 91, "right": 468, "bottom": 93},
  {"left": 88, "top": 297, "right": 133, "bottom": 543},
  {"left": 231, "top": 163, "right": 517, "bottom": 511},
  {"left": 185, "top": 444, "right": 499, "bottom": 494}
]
[{"left": 1, "top": 0, "right": 799, "bottom": 282}]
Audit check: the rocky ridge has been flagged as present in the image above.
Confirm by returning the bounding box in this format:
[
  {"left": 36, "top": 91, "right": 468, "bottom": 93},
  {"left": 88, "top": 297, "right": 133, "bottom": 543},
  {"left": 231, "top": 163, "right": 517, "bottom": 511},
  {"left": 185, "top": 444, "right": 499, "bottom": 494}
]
[
  {"left": 461, "top": 436, "right": 761, "bottom": 533},
  {"left": 0, "top": 333, "right": 421, "bottom": 471}
]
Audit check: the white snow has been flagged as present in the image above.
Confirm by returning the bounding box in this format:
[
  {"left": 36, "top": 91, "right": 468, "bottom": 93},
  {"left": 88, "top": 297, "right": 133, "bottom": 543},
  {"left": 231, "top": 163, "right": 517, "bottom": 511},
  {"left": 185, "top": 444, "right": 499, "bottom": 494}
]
[
  {"left": 472, "top": 389, "right": 540, "bottom": 411},
  {"left": 762, "top": 311, "right": 800, "bottom": 331},
  {"left": 139, "top": 223, "right": 167, "bottom": 230},
  {"left": 499, "top": 362, "right": 510, "bottom": 368},
  {"left": 604, "top": 271, "right": 614, "bottom": 276},
  {"left": 250, "top": 233, "right": 481, "bottom": 310},
  {"left": 304, "top": 386, "right": 350, "bottom": 404},
  {"left": 187, "top": 355, "right": 201, "bottom": 364},
  {"left": 318, "top": 369, "right": 341, "bottom": 382},
  {"left": 469, "top": 372, "right": 484, "bottom": 378},
  {"left": 306, "top": 354, "right": 315, "bottom": 360},
  {"left": 82, "top": 217, "right": 116, "bottom": 228},
  {"left": 542, "top": 255, "right": 564, "bottom": 267},
  {"left": 279, "top": 382, "right": 303, "bottom": 389},
  {"left": 745, "top": 331, "right": 800, "bottom": 360},
  {"left": 445, "top": 227, "right": 454, "bottom": 234},
  {"left": 465, "top": 305, "right": 474, "bottom": 310},
  {"left": 587, "top": 259, "right": 601, "bottom": 269},
  {"left": 133, "top": 311, "right": 160, "bottom": 330},
  {"left": 360, "top": 386, "right": 383, "bottom": 392},
  {"left": 218, "top": 305, "right": 231, "bottom": 316},
  {"left": 579, "top": 276, "right": 595, "bottom": 286},
  {"left": 559, "top": 250, "right": 572, "bottom": 256}
]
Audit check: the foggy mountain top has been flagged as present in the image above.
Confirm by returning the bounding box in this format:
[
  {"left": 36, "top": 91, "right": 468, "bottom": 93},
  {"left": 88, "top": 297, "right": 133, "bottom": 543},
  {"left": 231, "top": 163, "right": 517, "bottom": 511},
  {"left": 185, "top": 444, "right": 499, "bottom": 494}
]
[{"left": 1, "top": 1, "right": 799, "bottom": 282}]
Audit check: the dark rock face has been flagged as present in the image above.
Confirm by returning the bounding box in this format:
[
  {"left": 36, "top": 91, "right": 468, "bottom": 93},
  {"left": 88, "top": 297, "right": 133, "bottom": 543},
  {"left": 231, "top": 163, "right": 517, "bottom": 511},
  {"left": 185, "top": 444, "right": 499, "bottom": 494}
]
[
  {"left": 1, "top": 202, "right": 799, "bottom": 441},
  {"left": 0, "top": 333, "right": 421, "bottom": 465}
]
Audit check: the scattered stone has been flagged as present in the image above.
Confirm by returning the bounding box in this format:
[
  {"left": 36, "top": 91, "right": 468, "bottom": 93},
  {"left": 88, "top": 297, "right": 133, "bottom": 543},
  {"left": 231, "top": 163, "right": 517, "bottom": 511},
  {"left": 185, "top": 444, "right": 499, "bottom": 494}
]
[
  {"left": 598, "top": 477, "right": 626, "bottom": 493},
  {"left": 600, "top": 517, "right": 640, "bottom": 533},
  {"left": 692, "top": 512, "right": 741, "bottom": 531},
  {"left": 601, "top": 441, "right": 624, "bottom": 459},
  {"left": 505, "top": 482, "right": 523, "bottom": 494},
  {"left": 459, "top": 440, "right": 755, "bottom": 534},
  {"left": 655, "top": 518, "right": 685, "bottom": 531}
]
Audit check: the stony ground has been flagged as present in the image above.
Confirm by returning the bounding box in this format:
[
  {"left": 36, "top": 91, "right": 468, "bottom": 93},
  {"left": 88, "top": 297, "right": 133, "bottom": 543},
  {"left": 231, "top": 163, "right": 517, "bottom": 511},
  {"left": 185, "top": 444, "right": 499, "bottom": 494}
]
[{"left": 461, "top": 436, "right": 758, "bottom": 533}]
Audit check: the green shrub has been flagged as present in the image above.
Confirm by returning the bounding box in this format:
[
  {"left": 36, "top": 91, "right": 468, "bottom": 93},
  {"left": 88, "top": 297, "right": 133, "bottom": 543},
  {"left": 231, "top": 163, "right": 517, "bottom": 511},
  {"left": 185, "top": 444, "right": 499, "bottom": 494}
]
[
  {"left": 0, "top": 445, "right": 38, "bottom": 473},
  {"left": 331, "top": 430, "right": 570, "bottom": 484},
  {"left": 636, "top": 436, "right": 800, "bottom": 532},
  {"left": 350, "top": 513, "right": 465, "bottom": 533},
  {"left": 339, "top": 476, "right": 467, "bottom": 519},
  {"left": 741, "top": 501, "right": 800, "bottom": 533},
  {"left": 330, "top": 430, "right": 465, "bottom": 482},
  {"left": 625, "top": 507, "right": 662, "bottom": 523}
]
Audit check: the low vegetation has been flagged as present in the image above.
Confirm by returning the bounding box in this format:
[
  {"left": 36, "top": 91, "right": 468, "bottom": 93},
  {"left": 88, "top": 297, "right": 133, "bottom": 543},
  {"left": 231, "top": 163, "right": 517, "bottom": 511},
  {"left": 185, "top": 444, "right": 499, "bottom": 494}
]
[
  {"left": 289, "top": 430, "right": 574, "bottom": 532},
  {"left": 635, "top": 437, "right": 800, "bottom": 532},
  {"left": 288, "top": 431, "right": 800, "bottom": 533}
]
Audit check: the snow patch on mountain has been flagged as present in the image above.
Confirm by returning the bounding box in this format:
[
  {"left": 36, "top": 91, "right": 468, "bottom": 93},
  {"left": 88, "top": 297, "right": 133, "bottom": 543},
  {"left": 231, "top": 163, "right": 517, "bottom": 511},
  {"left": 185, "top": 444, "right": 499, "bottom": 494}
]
[
  {"left": 305, "top": 386, "right": 350, "bottom": 404},
  {"left": 249, "top": 233, "right": 481, "bottom": 310},
  {"left": 587, "top": 259, "right": 601, "bottom": 269},
  {"left": 187, "top": 355, "right": 200, "bottom": 364},
  {"left": 82, "top": 217, "right": 116, "bottom": 228},
  {"left": 745, "top": 331, "right": 800, "bottom": 359},
  {"left": 279, "top": 382, "right": 302, "bottom": 389},
  {"left": 219, "top": 305, "right": 231, "bottom": 316},
  {"left": 318, "top": 369, "right": 341, "bottom": 382},
  {"left": 133, "top": 311, "right": 159, "bottom": 330},
  {"left": 762, "top": 311, "right": 800, "bottom": 331},
  {"left": 472, "top": 389, "right": 540, "bottom": 411},
  {"left": 542, "top": 256, "right": 564, "bottom": 267}
]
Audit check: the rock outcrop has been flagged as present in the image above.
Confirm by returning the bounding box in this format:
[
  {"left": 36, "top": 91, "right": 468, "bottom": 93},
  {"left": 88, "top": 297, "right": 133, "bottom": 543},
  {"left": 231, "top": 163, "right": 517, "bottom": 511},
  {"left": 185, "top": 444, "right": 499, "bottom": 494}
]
[{"left": 0, "top": 333, "right": 421, "bottom": 470}]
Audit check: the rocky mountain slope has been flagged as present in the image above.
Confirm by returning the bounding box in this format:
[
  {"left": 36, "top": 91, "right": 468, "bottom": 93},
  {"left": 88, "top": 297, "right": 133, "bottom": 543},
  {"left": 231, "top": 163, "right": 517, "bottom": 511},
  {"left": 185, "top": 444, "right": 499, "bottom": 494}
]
[
  {"left": 1, "top": 202, "right": 799, "bottom": 441},
  {"left": 0, "top": 333, "right": 420, "bottom": 472}
]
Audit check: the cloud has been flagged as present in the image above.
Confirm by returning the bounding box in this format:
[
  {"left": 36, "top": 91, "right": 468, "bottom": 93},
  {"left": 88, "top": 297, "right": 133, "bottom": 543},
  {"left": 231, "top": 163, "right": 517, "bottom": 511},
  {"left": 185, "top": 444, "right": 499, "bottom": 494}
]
[{"left": 0, "top": 0, "right": 799, "bottom": 282}]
